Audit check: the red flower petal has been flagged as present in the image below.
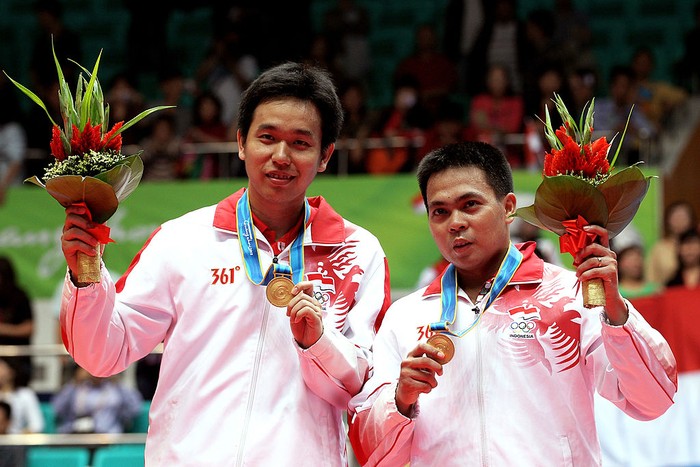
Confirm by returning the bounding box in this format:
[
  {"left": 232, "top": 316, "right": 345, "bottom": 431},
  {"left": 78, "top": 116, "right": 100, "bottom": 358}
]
[
  {"left": 101, "top": 121, "right": 123, "bottom": 152},
  {"left": 50, "top": 125, "right": 67, "bottom": 161}
]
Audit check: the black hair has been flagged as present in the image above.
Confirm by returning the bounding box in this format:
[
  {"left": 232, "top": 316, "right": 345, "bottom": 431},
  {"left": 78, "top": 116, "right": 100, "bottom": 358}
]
[
  {"left": 0, "top": 400, "right": 11, "bottom": 420},
  {"left": 679, "top": 228, "right": 700, "bottom": 245},
  {"left": 416, "top": 141, "right": 513, "bottom": 209},
  {"left": 608, "top": 65, "right": 634, "bottom": 83},
  {"left": 0, "top": 257, "right": 17, "bottom": 290},
  {"left": 192, "top": 91, "right": 223, "bottom": 127},
  {"left": 237, "top": 62, "right": 343, "bottom": 151},
  {"left": 664, "top": 201, "right": 697, "bottom": 237}
]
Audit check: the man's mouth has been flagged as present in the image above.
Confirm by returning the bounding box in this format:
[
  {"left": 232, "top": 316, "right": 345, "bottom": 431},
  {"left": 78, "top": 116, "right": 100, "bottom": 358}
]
[
  {"left": 453, "top": 238, "right": 471, "bottom": 249},
  {"left": 267, "top": 172, "right": 294, "bottom": 181}
]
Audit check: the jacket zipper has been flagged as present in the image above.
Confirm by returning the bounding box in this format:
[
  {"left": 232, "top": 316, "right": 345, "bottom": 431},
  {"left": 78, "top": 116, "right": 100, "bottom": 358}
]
[
  {"left": 235, "top": 299, "right": 271, "bottom": 466},
  {"left": 476, "top": 321, "right": 489, "bottom": 467}
]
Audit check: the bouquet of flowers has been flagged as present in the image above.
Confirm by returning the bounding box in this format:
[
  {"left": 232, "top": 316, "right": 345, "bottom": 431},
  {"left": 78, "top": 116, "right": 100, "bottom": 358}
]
[
  {"left": 4, "top": 42, "right": 171, "bottom": 283},
  {"left": 515, "top": 94, "right": 652, "bottom": 307}
]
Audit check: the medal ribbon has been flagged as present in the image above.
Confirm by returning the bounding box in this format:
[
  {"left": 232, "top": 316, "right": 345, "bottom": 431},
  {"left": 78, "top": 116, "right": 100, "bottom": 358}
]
[
  {"left": 430, "top": 243, "right": 523, "bottom": 337},
  {"left": 236, "top": 190, "right": 308, "bottom": 286}
]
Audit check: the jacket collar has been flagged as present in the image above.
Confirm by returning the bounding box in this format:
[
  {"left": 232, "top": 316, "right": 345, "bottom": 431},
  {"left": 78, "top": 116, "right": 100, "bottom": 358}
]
[
  {"left": 423, "top": 241, "right": 544, "bottom": 297},
  {"left": 213, "top": 187, "right": 346, "bottom": 244}
]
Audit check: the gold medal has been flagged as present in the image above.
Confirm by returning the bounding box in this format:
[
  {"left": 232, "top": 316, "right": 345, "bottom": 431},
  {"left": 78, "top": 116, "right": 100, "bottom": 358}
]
[
  {"left": 266, "top": 276, "right": 295, "bottom": 307},
  {"left": 426, "top": 334, "right": 455, "bottom": 364}
]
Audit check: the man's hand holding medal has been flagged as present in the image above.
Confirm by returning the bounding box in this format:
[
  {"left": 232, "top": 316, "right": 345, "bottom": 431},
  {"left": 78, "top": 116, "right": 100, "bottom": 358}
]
[
  {"left": 285, "top": 281, "right": 324, "bottom": 349},
  {"left": 395, "top": 341, "right": 449, "bottom": 417}
]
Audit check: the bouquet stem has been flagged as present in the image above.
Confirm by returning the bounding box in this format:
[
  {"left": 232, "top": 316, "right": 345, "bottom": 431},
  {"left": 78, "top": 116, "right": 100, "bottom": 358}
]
[
  {"left": 75, "top": 243, "right": 101, "bottom": 284},
  {"left": 582, "top": 278, "right": 605, "bottom": 308}
]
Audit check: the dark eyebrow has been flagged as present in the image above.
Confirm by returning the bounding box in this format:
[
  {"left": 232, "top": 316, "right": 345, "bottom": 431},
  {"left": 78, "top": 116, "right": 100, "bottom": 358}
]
[
  {"left": 427, "top": 191, "right": 482, "bottom": 210},
  {"left": 256, "top": 124, "right": 315, "bottom": 138}
]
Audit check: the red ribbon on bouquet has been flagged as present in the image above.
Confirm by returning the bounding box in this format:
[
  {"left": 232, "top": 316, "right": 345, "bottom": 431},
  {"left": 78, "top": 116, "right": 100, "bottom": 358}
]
[
  {"left": 72, "top": 202, "right": 115, "bottom": 244},
  {"left": 559, "top": 215, "right": 598, "bottom": 266}
]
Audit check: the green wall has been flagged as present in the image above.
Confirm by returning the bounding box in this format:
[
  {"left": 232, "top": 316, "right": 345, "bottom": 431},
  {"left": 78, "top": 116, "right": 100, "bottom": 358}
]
[{"left": 0, "top": 169, "right": 659, "bottom": 299}]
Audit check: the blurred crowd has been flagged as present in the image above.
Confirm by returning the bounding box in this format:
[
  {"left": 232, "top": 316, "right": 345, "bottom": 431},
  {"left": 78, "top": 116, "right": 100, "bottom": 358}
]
[
  {"left": 1, "top": 0, "right": 699, "bottom": 202},
  {"left": 2, "top": 3, "right": 700, "bottom": 460}
]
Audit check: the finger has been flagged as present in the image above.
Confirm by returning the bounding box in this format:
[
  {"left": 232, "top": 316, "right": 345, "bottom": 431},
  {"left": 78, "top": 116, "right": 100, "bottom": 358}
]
[
  {"left": 65, "top": 204, "right": 89, "bottom": 216},
  {"left": 288, "top": 287, "right": 321, "bottom": 311},
  {"left": 403, "top": 353, "right": 444, "bottom": 377},
  {"left": 407, "top": 342, "right": 446, "bottom": 364},
  {"left": 400, "top": 371, "right": 439, "bottom": 392},
  {"left": 575, "top": 243, "right": 616, "bottom": 267},
  {"left": 63, "top": 212, "right": 94, "bottom": 233},
  {"left": 289, "top": 305, "right": 322, "bottom": 324},
  {"left": 291, "top": 280, "right": 314, "bottom": 297},
  {"left": 583, "top": 224, "right": 610, "bottom": 247},
  {"left": 62, "top": 227, "right": 99, "bottom": 249}
]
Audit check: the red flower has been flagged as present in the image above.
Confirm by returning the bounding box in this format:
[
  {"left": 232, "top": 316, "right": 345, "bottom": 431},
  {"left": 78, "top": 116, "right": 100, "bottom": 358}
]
[
  {"left": 69, "top": 121, "right": 102, "bottom": 155},
  {"left": 543, "top": 126, "right": 610, "bottom": 179},
  {"left": 49, "top": 125, "right": 67, "bottom": 161},
  {"left": 101, "top": 121, "right": 123, "bottom": 152}
]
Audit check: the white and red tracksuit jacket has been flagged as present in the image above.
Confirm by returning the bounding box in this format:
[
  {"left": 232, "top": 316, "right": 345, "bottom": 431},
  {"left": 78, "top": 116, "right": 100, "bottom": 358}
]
[
  {"left": 60, "top": 188, "right": 391, "bottom": 466},
  {"left": 349, "top": 242, "right": 677, "bottom": 467}
]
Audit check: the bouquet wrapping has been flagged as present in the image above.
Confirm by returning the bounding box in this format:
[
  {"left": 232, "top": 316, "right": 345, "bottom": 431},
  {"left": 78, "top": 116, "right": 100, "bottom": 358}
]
[
  {"left": 5, "top": 42, "right": 171, "bottom": 283},
  {"left": 515, "top": 94, "right": 652, "bottom": 307}
]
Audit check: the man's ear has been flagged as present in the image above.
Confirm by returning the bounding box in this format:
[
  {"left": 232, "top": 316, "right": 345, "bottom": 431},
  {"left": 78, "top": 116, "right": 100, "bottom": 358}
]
[
  {"left": 504, "top": 193, "right": 517, "bottom": 224},
  {"left": 237, "top": 129, "right": 246, "bottom": 161},
  {"left": 318, "top": 143, "right": 335, "bottom": 173}
]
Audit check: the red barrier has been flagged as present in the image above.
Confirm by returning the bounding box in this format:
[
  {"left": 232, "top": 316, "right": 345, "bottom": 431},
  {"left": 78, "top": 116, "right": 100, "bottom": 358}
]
[{"left": 631, "top": 286, "right": 700, "bottom": 374}]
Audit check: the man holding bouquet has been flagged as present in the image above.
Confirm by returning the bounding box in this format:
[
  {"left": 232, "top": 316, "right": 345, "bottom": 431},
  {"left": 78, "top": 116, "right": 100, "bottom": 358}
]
[
  {"left": 348, "top": 141, "right": 676, "bottom": 466},
  {"left": 60, "top": 62, "right": 391, "bottom": 465}
]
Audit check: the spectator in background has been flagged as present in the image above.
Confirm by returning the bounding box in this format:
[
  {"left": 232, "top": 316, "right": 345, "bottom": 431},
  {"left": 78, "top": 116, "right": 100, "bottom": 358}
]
[
  {"left": 630, "top": 46, "right": 688, "bottom": 131},
  {"left": 595, "top": 66, "right": 655, "bottom": 166},
  {"left": 666, "top": 229, "right": 700, "bottom": 289},
  {"left": 469, "top": 63, "right": 524, "bottom": 165},
  {"left": 0, "top": 400, "right": 24, "bottom": 467},
  {"left": 25, "top": 0, "right": 80, "bottom": 174},
  {"left": 418, "top": 99, "right": 470, "bottom": 164},
  {"left": 520, "top": 9, "right": 564, "bottom": 112},
  {"left": 195, "top": 29, "right": 259, "bottom": 130},
  {"left": 304, "top": 34, "right": 343, "bottom": 81},
  {"left": 29, "top": 0, "right": 82, "bottom": 92},
  {"left": 482, "top": 0, "right": 526, "bottom": 94},
  {"left": 322, "top": 0, "right": 372, "bottom": 83},
  {"left": 567, "top": 67, "right": 598, "bottom": 119},
  {"left": 526, "top": 63, "right": 571, "bottom": 151},
  {"left": 443, "top": 0, "right": 488, "bottom": 94},
  {"left": 105, "top": 72, "right": 147, "bottom": 146},
  {"left": 0, "top": 257, "right": 34, "bottom": 386},
  {"left": 612, "top": 229, "right": 660, "bottom": 299},
  {"left": 0, "top": 75, "right": 27, "bottom": 206},
  {"left": 394, "top": 23, "right": 459, "bottom": 119},
  {"left": 0, "top": 401, "right": 10, "bottom": 434},
  {"left": 509, "top": 215, "right": 562, "bottom": 266},
  {"left": 52, "top": 365, "right": 142, "bottom": 434},
  {"left": 366, "top": 76, "right": 431, "bottom": 174},
  {"left": 138, "top": 114, "right": 183, "bottom": 181},
  {"left": 552, "top": 0, "right": 595, "bottom": 72},
  {"left": 23, "top": 78, "right": 60, "bottom": 176},
  {"left": 676, "top": 1, "right": 700, "bottom": 92},
  {"left": 647, "top": 201, "right": 698, "bottom": 286},
  {"left": 183, "top": 91, "right": 230, "bottom": 179},
  {"left": 0, "top": 358, "right": 43, "bottom": 434},
  {"left": 147, "top": 67, "right": 193, "bottom": 138},
  {"left": 336, "top": 79, "right": 375, "bottom": 174},
  {"left": 135, "top": 354, "right": 161, "bottom": 401}
]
